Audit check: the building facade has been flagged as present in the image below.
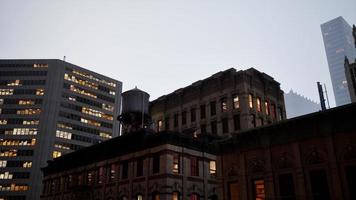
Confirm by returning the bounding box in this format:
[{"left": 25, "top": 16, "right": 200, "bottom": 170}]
[
  {"left": 284, "top": 90, "right": 320, "bottom": 118},
  {"left": 0, "top": 59, "right": 122, "bottom": 200},
  {"left": 41, "top": 130, "right": 218, "bottom": 200},
  {"left": 219, "top": 102, "right": 356, "bottom": 200},
  {"left": 149, "top": 68, "right": 285, "bottom": 137},
  {"left": 345, "top": 57, "right": 356, "bottom": 103},
  {"left": 321, "top": 16, "right": 356, "bottom": 106}
]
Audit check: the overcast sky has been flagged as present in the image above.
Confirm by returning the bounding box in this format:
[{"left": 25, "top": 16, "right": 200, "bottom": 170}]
[{"left": 1, "top": 0, "right": 355, "bottom": 106}]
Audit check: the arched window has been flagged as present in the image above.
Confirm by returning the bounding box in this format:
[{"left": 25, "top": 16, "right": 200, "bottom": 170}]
[
  {"left": 136, "top": 194, "right": 143, "bottom": 200},
  {"left": 172, "top": 192, "right": 180, "bottom": 200}
]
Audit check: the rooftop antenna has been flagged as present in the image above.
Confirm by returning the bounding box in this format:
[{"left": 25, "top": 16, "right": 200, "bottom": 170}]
[
  {"left": 324, "top": 84, "right": 330, "bottom": 108},
  {"left": 317, "top": 82, "right": 326, "bottom": 111}
]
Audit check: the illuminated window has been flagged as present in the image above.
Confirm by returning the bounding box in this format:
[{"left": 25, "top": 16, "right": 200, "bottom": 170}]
[
  {"left": 253, "top": 179, "right": 265, "bottom": 200},
  {"left": 102, "top": 103, "right": 114, "bottom": 112},
  {"left": 8, "top": 128, "right": 38, "bottom": 135},
  {"left": 0, "top": 183, "right": 29, "bottom": 191},
  {"left": 173, "top": 192, "right": 179, "bottom": 200},
  {"left": 0, "top": 160, "right": 7, "bottom": 168},
  {"left": 0, "top": 171, "right": 13, "bottom": 179},
  {"left": 0, "top": 99, "right": 3, "bottom": 105},
  {"left": 233, "top": 95, "right": 240, "bottom": 109},
  {"left": 64, "top": 73, "right": 99, "bottom": 89},
  {"left": 82, "top": 107, "right": 113, "bottom": 120},
  {"left": 6, "top": 80, "right": 21, "bottom": 86},
  {"left": 99, "top": 132, "right": 112, "bottom": 139},
  {"left": 57, "top": 123, "right": 73, "bottom": 130},
  {"left": 221, "top": 98, "right": 228, "bottom": 112},
  {"left": 18, "top": 100, "right": 35, "bottom": 105},
  {"left": 56, "top": 130, "right": 72, "bottom": 140},
  {"left": 23, "top": 162, "right": 32, "bottom": 168},
  {"left": 71, "top": 70, "right": 116, "bottom": 87},
  {"left": 0, "top": 89, "right": 14, "bottom": 95},
  {"left": 256, "top": 98, "right": 262, "bottom": 112},
  {"left": 16, "top": 108, "right": 41, "bottom": 115},
  {"left": 109, "top": 164, "right": 116, "bottom": 182},
  {"left": 210, "top": 160, "right": 216, "bottom": 175},
  {"left": 157, "top": 120, "right": 163, "bottom": 132},
  {"left": 54, "top": 143, "right": 70, "bottom": 150},
  {"left": 36, "top": 89, "right": 45, "bottom": 95},
  {"left": 0, "top": 119, "right": 7, "bottom": 125},
  {"left": 265, "top": 101, "right": 270, "bottom": 115},
  {"left": 68, "top": 84, "right": 97, "bottom": 98},
  {"left": 81, "top": 118, "right": 101, "bottom": 127},
  {"left": 0, "top": 139, "right": 36, "bottom": 146},
  {"left": 23, "top": 120, "right": 39, "bottom": 125},
  {"left": 0, "top": 149, "right": 17, "bottom": 157},
  {"left": 53, "top": 151, "right": 62, "bottom": 158},
  {"left": 173, "top": 154, "right": 180, "bottom": 173},
  {"left": 33, "top": 64, "right": 48, "bottom": 68},
  {"left": 136, "top": 194, "right": 143, "bottom": 200},
  {"left": 249, "top": 94, "right": 253, "bottom": 108}
]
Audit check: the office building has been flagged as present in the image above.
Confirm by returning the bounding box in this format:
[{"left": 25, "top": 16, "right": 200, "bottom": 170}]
[
  {"left": 321, "top": 16, "right": 356, "bottom": 106},
  {"left": 149, "top": 68, "right": 286, "bottom": 136},
  {"left": 345, "top": 57, "right": 356, "bottom": 103},
  {"left": 284, "top": 90, "right": 320, "bottom": 118},
  {"left": 0, "top": 59, "right": 122, "bottom": 200}
]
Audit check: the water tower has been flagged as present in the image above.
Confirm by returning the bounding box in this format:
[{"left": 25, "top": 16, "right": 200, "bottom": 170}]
[{"left": 118, "top": 87, "right": 151, "bottom": 135}]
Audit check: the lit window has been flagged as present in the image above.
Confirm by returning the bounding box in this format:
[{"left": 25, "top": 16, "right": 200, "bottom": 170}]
[
  {"left": 100, "top": 132, "right": 112, "bottom": 139},
  {"left": 253, "top": 179, "right": 265, "bottom": 200},
  {"left": 69, "top": 84, "right": 97, "bottom": 98},
  {"left": 64, "top": 73, "right": 99, "bottom": 90},
  {"left": 33, "top": 64, "right": 48, "bottom": 68},
  {"left": 81, "top": 117, "right": 101, "bottom": 127},
  {"left": 173, "top": 154, "right": 180, "bottom": 173},
  {"left": 0, "top": 139, "right": 36, "bottom": 146},
  {"left": 0, "top": 171, "right": 13, "bottom": 179},
  {"left": 54, "top": 143, "right": 70, "bottom": 150},
  {"left": 82, "top": 107, "right": 113, "bottom": 120},
  {"left": 36, "top": 89, "right": 45, "bottom": 96},
  {"left": 157, "top": 120, "right": 163, "bottom": 132},
  {"left": 221, "top": 98, "right": 227, "bottom": 112},
  {"left": 0, "top": 149, "right": 17, "bottom": 157},
  {"left": 7, "top": 80, "right": 21, "bottom": 86},
  {"left": 256, "top": 98, "right": 262, "bottom": 112},
  {"left": 0, "top": 160, "right": 7, "bottom": 168},
  {"left": 16, "top": 108, "right": 41, "bottom": 115},
  {"left": 8, "top": 128, "right": 38, "bottom": 135},
  {"left": 0, "top": 183, "right": 29, "bottom": 191},
  {"left": 136, "top": 194, "right": 143, "bottom": 200},
  {"left": 0, "top": 99, "right": 3, "bottom": 105},
  {"left": 209, "top": 160, "right": 216, "bottom": 175},
  {"left": 265, "top": 101, "right": 270, "bottom": 115},
  {"left": 173, "top": 192, "right": 179, "bottom": 200},
  {"left": 23, "top": 162, "right": 32, "bottom": 168},
  {"left": 0, "top": 119, "right": 7, "bottom": 125},
  {"left": 56, "top": 130, "right": 72, "bottom": 140},
  {"left": 72, "top": 70, "right": 116, "bottom": 87},
  {"left": 102, "top": 103, "right": 114, "bottom": 112},
  {"left": 233, "top": 95, "right": 239, "bottom": 109},
  {"left": 249, "top": 94, "right": 253, "bottom": 108},
  {"left": 0, "top": 89, "right": 14, "bottom": 96},
  {"left": 57, "top": 123, "right": 73, "bottom": 130},
  {"left": 53, "top": 151, "right": 62, "bottom": 158},
  {"left": 23, "top": 120, "right": 40, "bottom": 125}
]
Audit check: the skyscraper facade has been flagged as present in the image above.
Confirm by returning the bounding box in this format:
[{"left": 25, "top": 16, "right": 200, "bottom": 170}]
[
  {"left": 321, "top": 16, "right": 356, "bottom": 106},
  {"left": 0, "top": 59, "right": 122, "bottom": 200}
]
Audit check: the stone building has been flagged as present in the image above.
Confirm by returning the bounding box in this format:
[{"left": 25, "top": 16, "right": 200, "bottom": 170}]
[
  {"left": 41, "top": 130, "right": 219, "bottom": 200},
  {"left": 219, "top": 102, "right": 356, "bottom": 200},
  {"left": 149, "top": 68, "right": 286, "bottom": 136}
]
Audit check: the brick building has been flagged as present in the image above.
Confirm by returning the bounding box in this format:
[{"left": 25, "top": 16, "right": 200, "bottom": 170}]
[
  {"left": 219, "top": 103, "right": 356, "bottom": 200},
  {"left": 41, "top": 130, "right": 219, "bottom": 200},
  {"left": 149, "top": 68, "right": 286, "bottom": 136}
]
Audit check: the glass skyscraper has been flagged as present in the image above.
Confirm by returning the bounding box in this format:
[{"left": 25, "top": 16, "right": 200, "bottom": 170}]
[{"left": 321, "top": 16, "right": 356, "bottom": 106}]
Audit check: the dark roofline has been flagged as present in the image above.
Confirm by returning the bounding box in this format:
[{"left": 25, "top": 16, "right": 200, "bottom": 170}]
[
  {"left": 220, "top": 102, "right": 356, "bottom": 152},
  {"left": 150, "top": 67, "right": 280, "bottom": 103},
  {"left": 42, "top": 129, "right": 218, "bottom": 176}
]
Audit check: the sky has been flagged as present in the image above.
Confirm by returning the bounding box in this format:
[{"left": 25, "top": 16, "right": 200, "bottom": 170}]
[{"left": 0, "top": 0, "right": 355, "bottom": 106}]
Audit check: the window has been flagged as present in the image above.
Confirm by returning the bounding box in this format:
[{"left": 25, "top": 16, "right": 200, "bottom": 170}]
[
  {"left": 190, "top": 108, "right": 196, "bottom": 122},
  {"left": 222, "top": 118, "right": 229, "bottom": 134},
  {"left": 256, "top": 98, "right": 262, "bottom": 112},
  {"left": 53, "top": 151, "right": 62, "bottom": 158},
  {"left": 200, "top": 105, "right": 206, "bottom": 119},
  {"left": 182, "top": 111, "right": 187, "bottom": 125},
  {"left": 173, "top": 154, "right": 180, "bottom": 173},
  {"left": 109, "top": 164, "right": 116, "bottom": 182},
  {"left": 253, "top": 179, "right": 265, "bottom": 200},
  {"left": 36, "top": 89, "right": 45, "bottom": 96},
  {"left": 256, "top": 117, "right": 263, "bottom": 127},
  {"left": 265, "top": 101, "right": 270, "bottom": 115},
  {"left": 221, "top": 98, "right": 227, "bottom": 112},
  {"left": 190, "top": 157, "right": 199, "bottom": 176},
  {"left": 309, "top": 170, "right": 330, "bottom": 200},
  {"left": 210, "top": 101, "right": 216, "bottom": 116},
  {"left": 209, "top": 160, "right": 216, "bottom": 176},
  {"left": 271, "top": 104, "right": 276, "bottom": 119},
  {"left": 153, "top": 154, "right": 160, "bottom": 174},
  {"left": 0, "top": 160, "right": 7, "bottom": 168},
  {"left": 211, "top": 121, "right": 217, "bottom": 135},
  {"left": 152, "top": 192, "right": 160, "bottom": 200},
  {"left": 200, "top": 124, "right": 206, "bottom": 134},
  {"left": 137, "top": 157, "right": 144, "bottom": 177},
  {"left": 0, "top": 89, "right": 14, "bottom": 96},
  {"left": 190, "top": 194, "right": 199, "bottom": 200},
  {"left": 56, "top": 130, "right": 72, "bottom": 140},
  {"left": 346, "top": 166, "right": 356, "bottom": 200},
  {"left": 233, "top": 115, "right": 240, "bottom": 131},
  {"left": 172, "top": 192, "right": 179, "bottom": 200},
  {"left": 233, "top": 95, "right": 240, "bottom": 109},
  {"left": 248, "top": 94, "right": 253, "bottom": 108},
  {"left": 174, "top": 114, "right": 179, "bottom": 128},
  {"left": 157, "top": 120, "right": 163, "bottom": 132},
  {"left": 165, "top": 117, "right": 170, "bottom": 130},
  {"left": 229, "top": 182, "right": 240, "bottom": 200},
  {"left": 250, "top": 114, "right": 256, "bottom": 128},
  {"left": 136, "top": 194, "right": 143, "bottom": 200},
  {"left": 279, "top": 174, "right": 296, "bottom": 200},
  {"left": 122, "top": 161, "right": 129, "bottom": 179}
]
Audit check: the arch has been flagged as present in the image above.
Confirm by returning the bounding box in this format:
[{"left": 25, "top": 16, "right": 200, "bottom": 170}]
[
  {"left": 304, "top": 150, "right": 324, "bottom": 165},
  {"left": 119, "top": 195, "right": 128, "bottom": 200}
]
